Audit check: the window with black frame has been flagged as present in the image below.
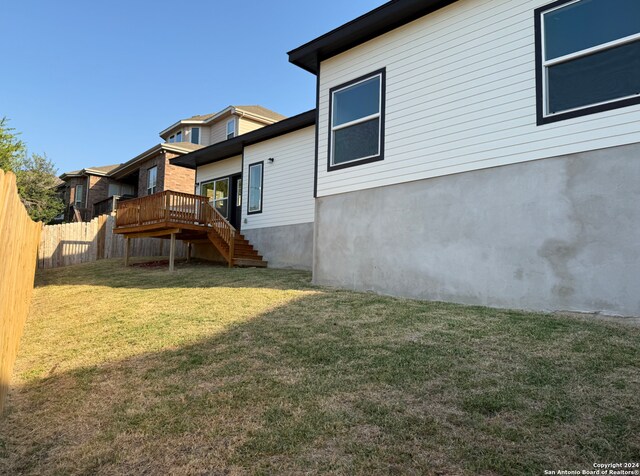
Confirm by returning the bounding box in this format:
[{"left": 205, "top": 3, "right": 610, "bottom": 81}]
[
  {"left": 328, "top": 69, "right": 385, "bottom": 170},
  {"left": 247, "top": 162, "right": 263, "bottom": 214},
  {"left": 201, "top": 178, "right": 230, "bottom": 218},
  {"left": 536, "top": 0, "right": 640, "bottom": 124}
]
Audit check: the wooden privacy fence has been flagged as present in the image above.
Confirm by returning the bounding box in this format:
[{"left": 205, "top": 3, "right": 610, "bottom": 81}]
[
  {"left": 38, "top": 213, "right": 187, "bottom": 269},
  {"left": 0, "top": 170, "right": 42, "bottom": 412}
]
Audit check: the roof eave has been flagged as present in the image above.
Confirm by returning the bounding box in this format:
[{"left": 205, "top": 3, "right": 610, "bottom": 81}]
[
  {"left": 287, "top": 0, "right": 459, "bottom": 74},
  {"left": 170, "top": 109, "right": 316, "bottom": 170}
]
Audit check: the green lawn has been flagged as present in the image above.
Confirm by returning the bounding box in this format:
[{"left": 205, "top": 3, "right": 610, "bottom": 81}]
[{"left": 1, "top": 259, "right": 639, "bottom": 475}]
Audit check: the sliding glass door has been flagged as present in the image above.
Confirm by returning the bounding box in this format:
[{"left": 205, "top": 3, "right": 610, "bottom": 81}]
[{"left": 200, "top": 177, "right": 229, "bottom": 219}]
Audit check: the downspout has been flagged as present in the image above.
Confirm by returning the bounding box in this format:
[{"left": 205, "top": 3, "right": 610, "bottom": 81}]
[{"left": 234, "top": 107, "right": 245, "bottom": 135}]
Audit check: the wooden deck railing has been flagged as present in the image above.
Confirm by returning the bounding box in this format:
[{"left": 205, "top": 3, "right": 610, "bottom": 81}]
[{"left": 115, "top": 190, "right": 236, "bottom": 265}]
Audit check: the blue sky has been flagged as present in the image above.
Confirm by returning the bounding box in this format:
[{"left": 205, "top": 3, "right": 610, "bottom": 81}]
[{"left": 0, "top": 0, "right": 385, "bottom": 173}]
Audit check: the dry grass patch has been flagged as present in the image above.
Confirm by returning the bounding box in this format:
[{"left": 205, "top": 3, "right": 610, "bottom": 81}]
[{"left": 0, "top": 258, "right": 639, "bottom": 475}]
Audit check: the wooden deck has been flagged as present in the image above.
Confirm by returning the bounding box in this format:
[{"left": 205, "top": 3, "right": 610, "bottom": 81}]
[{"left": 113, "top": 190, "right": 267, "bottom": 270}]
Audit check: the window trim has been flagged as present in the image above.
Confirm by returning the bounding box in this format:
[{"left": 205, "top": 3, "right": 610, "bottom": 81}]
[
  {"left": 327, "top": 68, "right": 386, "bottom": 171},
  {"left": 191, "top": 127, "right": 200, "bottom": 144},
  {"left": 535, "top": 0, "right": 640, "bottom": 125},
  {"left": 74, "top": 184, "right": 84, "bottom": 207},
  {"left": 247, "top": 161, "right": 264, "bottom": 215},
  {"left": 226, "top": 119, "right": 236, "bottom": 140},
  {"left": 147, "top": 166, "right": 158, "bottom": 195}
]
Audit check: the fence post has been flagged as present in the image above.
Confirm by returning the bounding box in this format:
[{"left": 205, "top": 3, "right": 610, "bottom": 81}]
[
  {"left": 124, "top": 237, "right": 130, "bottom": 266},
  {"left": 96, "top": 214, "right": 106, "bottom": 260}
]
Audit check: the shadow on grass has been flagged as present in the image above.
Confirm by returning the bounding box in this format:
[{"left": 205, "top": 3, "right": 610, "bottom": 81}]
[{"left": 5, "top": 262, "right": 640, "bottom": 474}]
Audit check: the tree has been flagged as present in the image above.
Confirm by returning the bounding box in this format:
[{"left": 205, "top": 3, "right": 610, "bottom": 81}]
[
  {"left": 0, "top": 117, "right": 26, "bottom": 173},
  {"left": 15, "top": 153, "right": 64, "bottom": 222},
  {"left": 0, "top": 117, "right": 64, "bottom": 222}
]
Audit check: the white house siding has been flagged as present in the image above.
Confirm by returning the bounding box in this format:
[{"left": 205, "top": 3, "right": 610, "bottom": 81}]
[
  {"left": 199, "top": 126, "right": 211, "bottom": 146},
  {"left": 316, "top": 0, "right": 640, "bottom": 197},
  {"left": 195, "top": 155, "right": 242, "bottom": 188},
  {"left": 239, "top": 117, "right": 267, "bottom": 135},
  {"left": 209, "top": 118, "right": 233, "bottom": 145},
  {"left": 242, "top": 126, "right": 315, "bottom": 230}
]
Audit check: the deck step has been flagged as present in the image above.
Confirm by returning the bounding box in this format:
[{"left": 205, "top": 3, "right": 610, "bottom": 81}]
[
  {"left": 205, "top": 230, "right": 267, "bottom": 268},
  {"left": 233, "top": 258, "right": 268, "bottom": 268}
]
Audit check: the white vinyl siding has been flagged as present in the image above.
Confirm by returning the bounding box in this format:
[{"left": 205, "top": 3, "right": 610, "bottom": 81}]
[
  {"left": 238, "top": 117, "right": 268, "bottom": 135},
  {"left": 242, "top": 126, "right": 315, "bottom": 229},
  {"left": 196, "top": 155, "right": 242, "bottom": 187},
  {"left": 209, "top": 118, "right": 233, "bottom": 145},
  {"left": 315, "top": 0, "right": 640, "bottom": 197},
  {"left": 199, "top": 126, "right": 211, "bottom": 146}
]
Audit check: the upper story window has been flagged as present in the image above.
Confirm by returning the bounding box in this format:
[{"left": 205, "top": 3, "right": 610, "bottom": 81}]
[
  {"left": 74, "top": 184, "right": 84, "bottom": 207},
  {"left": 191, "top": 127, "right": 200, "bottom": 144},
  {"left": 169, "top": 135, "right": 175, "bottom": 143},
  {"left": 108, "top": 183, "right": 135, "bottom": 197},
  {"left": 536, "top": 0, "right": 640, "bottom": 124},
  {"left": 226, "top": 119, "right": 236, "bottom": 140},
  {"left": 328, "top": 69, "right": 385, "bottom": 170},
  {"left": 247, "top": 162, "right": 263, "bottom": 214},
  {"left": 147, "top": 166, "right": 158, "bottom": 195},
  {"left": 176, "top": 131, "right": 182, "bottom": 142}
]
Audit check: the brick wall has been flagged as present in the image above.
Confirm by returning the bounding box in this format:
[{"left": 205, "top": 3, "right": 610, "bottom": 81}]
[
  {"left": 62, "top": 177, "right": 88, "bottom": 221},
  {"left": 164, "top": 152, "right": 196, "bottom": 194},
  {"left": 88, "top": 175, "right": 111, "bottom": 209},
  {"left": 137, "top": 151, "right": 166, "bottom": 197},
  {"left": 136, "top": 151, "right": 195, "bottom": 196}
]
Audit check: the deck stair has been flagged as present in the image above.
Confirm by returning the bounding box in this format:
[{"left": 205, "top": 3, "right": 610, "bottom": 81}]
[
  {"left": 113, "top": 190, "right": 267, "bottom": 269},
  {"left": 206, "top": 231, "right": 267, "bottom": 268}
]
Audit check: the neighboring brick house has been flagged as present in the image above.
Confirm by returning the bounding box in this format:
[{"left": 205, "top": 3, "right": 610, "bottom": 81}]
[
  {"left": 58, "top": 165, "right": 122, "bottom": 222},
  {"left": 59, "top": 105, "right": 285, "bottom": 221}
]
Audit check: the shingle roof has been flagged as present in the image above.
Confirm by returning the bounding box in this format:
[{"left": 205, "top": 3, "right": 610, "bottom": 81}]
[
  {"left": 87, "top": 164, "right": 122, "bottom": 173},
  {"left": 183, "top": 113, "right": 216, "bottom": 122},
  {"left": 178, "top": 106, "right": 286, "bottom": 124},
  {"left": 164, "top": 142, "right": 203, "bottom": 152},
  {"left": 61, "top": 163, "right": 121, "bottom": 177},
  {"left": 235, "top": 105, "right": 287, "bottom": 122}
]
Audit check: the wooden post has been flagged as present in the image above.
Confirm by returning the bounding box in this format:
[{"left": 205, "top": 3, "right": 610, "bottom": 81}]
[
  {"left": 124, "top": 236, "right": 130, "bottom": 267},
  {"left": 228, "top": 230, "right": 235, "bottom": 268},
  {"left": 165, "top": 191, "right": 171, "bottom": 222},
  {"left": 96, "top": 214, "right": 107, "bottom": 260},
  {"left": 186, "top": 242, "right": 191, "bottom": 263},
  {"left": 169, "top": 233, "right": 176, "bottom": 272}
]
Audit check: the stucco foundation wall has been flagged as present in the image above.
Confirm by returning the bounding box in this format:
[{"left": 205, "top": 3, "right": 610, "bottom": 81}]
[
  {"left": 313, "top": 143, "right": 640, "bottom": 316},
  {"left": 243, "top": 222, "right": 314, "bottom": 270}
]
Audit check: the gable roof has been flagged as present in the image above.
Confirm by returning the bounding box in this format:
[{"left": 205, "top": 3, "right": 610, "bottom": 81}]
[
  {"left": 235, "top": 105, "right": 287, "bottom": 122},
  {"left": 110, "top": 142, "right": 204, "bottom": 179},
  {"left": 60, "top": 142, "right": 203, "bottom": 181},
  {"left": 288, "top": 0, "right": 458, "bottom": 74},
  {"left": 60, "top": 163, "right": 121, "bottom": 179},
  {"left": 160, "top": 105, "right": 287, "bottom": 137},
  {"left": 171, "top": 109, "right": 316, "bottom": 170}
]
